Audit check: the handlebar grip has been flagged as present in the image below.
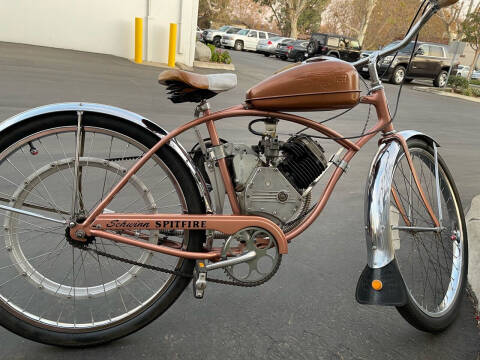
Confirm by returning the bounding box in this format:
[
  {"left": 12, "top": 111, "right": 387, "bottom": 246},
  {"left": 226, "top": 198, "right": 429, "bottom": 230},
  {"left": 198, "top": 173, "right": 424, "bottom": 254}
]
[{"left": 436, "top": 0, "right": 459, "bottom": 8}]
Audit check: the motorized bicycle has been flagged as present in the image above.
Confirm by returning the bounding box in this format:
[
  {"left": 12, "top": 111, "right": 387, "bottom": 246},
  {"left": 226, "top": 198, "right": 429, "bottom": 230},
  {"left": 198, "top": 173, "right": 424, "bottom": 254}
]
[{"left": 0, "top": 0, "right": 467, "bottom": 346}]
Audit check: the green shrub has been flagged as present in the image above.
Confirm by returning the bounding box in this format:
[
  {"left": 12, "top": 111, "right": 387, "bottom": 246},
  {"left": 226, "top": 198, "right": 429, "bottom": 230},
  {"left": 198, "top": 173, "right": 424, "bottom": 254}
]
[
  {"left": 471, "top": 87, "right": 480, "bottom": 97},
  {"left": 470, "top": 79, "right": 480, "bottom": 86},
  {"left": 208, "top": 46, "right": 232, "bottom": 64},
  {"left": 207, "top": 43, "right": 216, "bottom": 55},
  {"left": 462, "top": 87, "right": 473, "bottom": 97},
  {"left": 448, "top": 75, "right": 470, "bottom": 91}
]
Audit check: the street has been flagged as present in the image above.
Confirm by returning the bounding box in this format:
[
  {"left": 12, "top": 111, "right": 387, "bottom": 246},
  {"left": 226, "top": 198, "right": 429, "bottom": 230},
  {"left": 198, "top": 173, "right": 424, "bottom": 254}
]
[{"left": 0, "top": 41, "right": 479, "bottom": 359}]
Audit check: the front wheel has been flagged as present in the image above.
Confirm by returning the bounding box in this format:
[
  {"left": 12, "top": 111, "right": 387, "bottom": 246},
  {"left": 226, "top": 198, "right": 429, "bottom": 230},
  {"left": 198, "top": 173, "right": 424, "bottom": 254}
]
[
  {"left": 389, "top": 138, "right": 468, "bottom": 332},
  {"left": 212, "top": 37, "right": 221, "bottom": 47},
  {"left": 0, "top": 113, "right": 205, "bottom": 346}
]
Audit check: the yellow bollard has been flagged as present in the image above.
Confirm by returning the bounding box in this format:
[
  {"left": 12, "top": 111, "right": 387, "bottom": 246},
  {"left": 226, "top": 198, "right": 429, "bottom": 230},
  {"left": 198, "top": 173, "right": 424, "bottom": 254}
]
[
  {"left": 168, "top": 23, "right": 177, "bottom": 68},
  {"left": 135, "top": 17, "right": 143, "bottom": 63}
]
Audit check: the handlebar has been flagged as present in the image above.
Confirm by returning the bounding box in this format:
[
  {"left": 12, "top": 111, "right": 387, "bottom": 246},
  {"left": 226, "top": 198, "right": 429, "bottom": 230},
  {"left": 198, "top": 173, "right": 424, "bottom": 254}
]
[
  {"left": 437, "top": 0, "right": 459, "bottom": 8},
  {"left": 353, "top": 0, "right": 459, "bottom": 70},
  {"left": 353, "top": 1, "right": 438, "bottom": 68}
]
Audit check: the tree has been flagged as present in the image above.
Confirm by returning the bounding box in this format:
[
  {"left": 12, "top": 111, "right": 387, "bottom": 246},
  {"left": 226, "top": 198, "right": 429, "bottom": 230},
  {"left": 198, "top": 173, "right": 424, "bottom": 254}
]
[
  {"left": 328, "top": 0, "right": 377, "bottom": 47},
  {"left": 462, "top": 11, "right": 480, "bottom": 79},
  {"left": 323, "top": 0, "right": 447, "bottom": 49},
  {"left": 198, "top": 0, "right": 230, "bottom": 28},
  {"left": 254, "top": 0, "right": 328, "bottom": 38},
  {"left": 436, "top": 1, "right": 463, "bottom": 43}
]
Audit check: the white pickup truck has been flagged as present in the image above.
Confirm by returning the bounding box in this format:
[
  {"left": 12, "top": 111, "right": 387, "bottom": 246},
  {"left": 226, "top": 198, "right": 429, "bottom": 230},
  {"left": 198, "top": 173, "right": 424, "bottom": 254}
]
[
  {"left": 202, "top": 25, "right": 242, "bottom": 47},
  {"left": 221, "top": 29, "right": 279, "bottom": 51}
]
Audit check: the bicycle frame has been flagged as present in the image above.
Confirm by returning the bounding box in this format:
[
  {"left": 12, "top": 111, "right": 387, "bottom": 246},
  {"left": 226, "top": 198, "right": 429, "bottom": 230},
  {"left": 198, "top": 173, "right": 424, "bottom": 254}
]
[
  {"left": 64, "top": 0, "right": 447, "bottom": 262},
  {"left": 66, "top": 83, "right": 439, "bottom": 261}
]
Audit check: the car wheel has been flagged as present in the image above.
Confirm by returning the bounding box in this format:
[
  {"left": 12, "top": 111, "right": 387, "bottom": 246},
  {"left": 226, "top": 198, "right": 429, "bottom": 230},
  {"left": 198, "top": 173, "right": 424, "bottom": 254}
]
[
  {"left": 264, "top": 53, "right": 270, "bottom": 57},
  {"left": 295, "top": 53, "right": 304, "bottom": 62},
  {"left": 307, "top": 41, "right": 318, "bottom": 56},
  {"left": 433, "top": 70, "right": 448, "bottom": 87},
  {"left": 234, "top": 40, "right": 244, "bottom": 51},
  {"left": 391, "top": 66, "right": 406, "bottom": 85},
  {"left": 213, "top": 37, "right": 221, "bottom": 47},
  {"left": 404, "top": 78, "right": 413, "bottom": 83}
]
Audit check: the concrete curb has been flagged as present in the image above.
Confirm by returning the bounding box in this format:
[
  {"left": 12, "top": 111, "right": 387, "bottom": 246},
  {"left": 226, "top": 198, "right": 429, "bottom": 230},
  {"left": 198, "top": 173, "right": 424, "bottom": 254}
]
[
  {"left": 193, "top": 61, "right": 235, "bottom": 71},
  {"left": 466, "top": 194, "right": 480, "bottom": 313},
  {"left": 412, "top": 86, "right": 480, "bottom": 103},
  {"left": 128, "top": 59, "right": 194, "bottom": 71}
]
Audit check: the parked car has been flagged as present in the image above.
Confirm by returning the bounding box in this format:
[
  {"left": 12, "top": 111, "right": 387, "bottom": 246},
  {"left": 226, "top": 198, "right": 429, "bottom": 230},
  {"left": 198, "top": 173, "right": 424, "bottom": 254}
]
[
  {"left": 306, "top": 33, "right": 362, "bottom": 62},
  {"left": 472, "top": 70, "right": 480, "bottom": 80},
  {"left": 358, "top": 41, "right": 401, "bottom": 79},
  {"left": 222, "top": 29, "right": 279, "bottom": 51},
  {"left": 202, "top": 25, "right": 242, "bottom": 47},
  {"left": 375, "top": 41, "right": 454, "bottom": 87},
  {"left": 196, "top": 27, "right": 203, "bottom": 41},
  {"left": 286, "top": 40, "right": 310, "bottom": 62},
  {"left": 256, "top": 36, "right": 293, "bottom": 57},
  {"left": 275, "top": 39, "right": 296, "bottom": 60},
  {"left": 456, "top": 65, "right": 470, "bottom": 77}
]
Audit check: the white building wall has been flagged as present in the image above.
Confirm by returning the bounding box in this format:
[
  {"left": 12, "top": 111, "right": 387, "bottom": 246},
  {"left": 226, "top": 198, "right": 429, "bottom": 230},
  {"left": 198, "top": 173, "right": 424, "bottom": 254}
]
[{"left": 0, "top": 0, "right": 199, "bottom": 66}]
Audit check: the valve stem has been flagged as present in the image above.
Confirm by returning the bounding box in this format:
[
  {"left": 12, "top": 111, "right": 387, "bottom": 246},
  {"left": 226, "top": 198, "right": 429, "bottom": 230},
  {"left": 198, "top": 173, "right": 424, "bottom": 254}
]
[{"left": 28, "top": 142, "right": 38, "bottom": 155}]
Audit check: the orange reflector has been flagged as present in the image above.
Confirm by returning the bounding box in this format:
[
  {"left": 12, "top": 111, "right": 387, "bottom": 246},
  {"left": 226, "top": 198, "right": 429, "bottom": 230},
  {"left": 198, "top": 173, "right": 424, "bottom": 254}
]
[
  {"left": 371, "top": 280, "right": 383, "bottom": 291},
  {"left": 198, "top": 262, "right": 205, "bottom": 268}
]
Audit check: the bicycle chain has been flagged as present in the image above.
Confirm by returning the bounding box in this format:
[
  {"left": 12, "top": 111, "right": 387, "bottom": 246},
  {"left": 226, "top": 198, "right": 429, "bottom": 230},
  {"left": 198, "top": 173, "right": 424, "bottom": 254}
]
[{"left": 87, "top": 247, "right": 266, "bottom": 287}]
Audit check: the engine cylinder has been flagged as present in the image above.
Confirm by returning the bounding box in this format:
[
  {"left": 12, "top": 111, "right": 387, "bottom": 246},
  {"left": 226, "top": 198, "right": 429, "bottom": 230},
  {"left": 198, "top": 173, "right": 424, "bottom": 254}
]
[{"left": 277, "top": 136, "right": 327, "bottom": 192}]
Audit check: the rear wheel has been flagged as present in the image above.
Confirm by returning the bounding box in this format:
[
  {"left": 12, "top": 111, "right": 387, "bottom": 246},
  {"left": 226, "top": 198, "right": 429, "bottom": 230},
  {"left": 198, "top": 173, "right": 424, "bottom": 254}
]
[
  {"left": 389, "top": 139, "right": 467, "bottom": 332},
  {"left": 294, "top": 53, "right": 305, "bottom": 62},
  {"left": 213, "top": 36, "right": 221, "bottom": 47},
  {"left": 0, "top": 113, "right": 205, "bottom": 346},
  {"left": 306, "top": 41, "right": 317, "bottom": 56},
  {"left": 234, "top": 40, "right": 244, "bottom": 51},
  {"left": 433, "top": 70, "right": 448, "bottom": 87}
]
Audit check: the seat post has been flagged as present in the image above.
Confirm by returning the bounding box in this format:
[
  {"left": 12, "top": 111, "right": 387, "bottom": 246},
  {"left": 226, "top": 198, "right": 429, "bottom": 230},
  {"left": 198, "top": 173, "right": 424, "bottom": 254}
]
[{"left": 193, "top": 100, "right": 211, "bottom": 155}]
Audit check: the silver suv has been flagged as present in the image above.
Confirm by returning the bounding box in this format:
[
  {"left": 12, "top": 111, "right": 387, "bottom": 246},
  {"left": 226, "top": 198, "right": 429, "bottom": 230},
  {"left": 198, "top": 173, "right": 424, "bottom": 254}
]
[
  {"left": 202, "top": 26, "right": 242, "bottom": 47},
  {"left": 222, "top": 29, "right": 279, "bottom": 51}
]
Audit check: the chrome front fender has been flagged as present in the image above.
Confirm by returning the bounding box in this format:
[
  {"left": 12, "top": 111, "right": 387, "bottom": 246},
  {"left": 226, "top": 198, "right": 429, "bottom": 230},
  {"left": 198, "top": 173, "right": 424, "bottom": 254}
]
[
  {"left": 364, "top": 130, "right": 438, "bottom": 268},
  {"left": 0, "top": 102, "right": 212, "bottom": 212}
]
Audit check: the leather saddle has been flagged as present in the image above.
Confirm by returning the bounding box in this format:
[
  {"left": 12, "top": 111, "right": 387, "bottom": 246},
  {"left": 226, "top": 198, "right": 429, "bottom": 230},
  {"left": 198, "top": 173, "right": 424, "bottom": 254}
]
[{"left": 158, "top": 69, "right": 237, "bottom": 103}]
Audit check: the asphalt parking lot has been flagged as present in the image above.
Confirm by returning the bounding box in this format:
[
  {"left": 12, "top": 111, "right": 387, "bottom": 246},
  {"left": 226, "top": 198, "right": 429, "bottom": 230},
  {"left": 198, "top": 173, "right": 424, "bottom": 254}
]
[{"left": 0, "top": 41, "right": 479, "bottom": 359}]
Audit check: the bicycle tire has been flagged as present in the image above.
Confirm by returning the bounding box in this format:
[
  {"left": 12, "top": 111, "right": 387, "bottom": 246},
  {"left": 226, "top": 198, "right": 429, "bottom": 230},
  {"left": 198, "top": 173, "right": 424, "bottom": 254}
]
[
  {"left": 0, "top": 112, "right": 205, "bottom": 346},
  {"left": 390, "top": 138, "right": 468, "bottom": 332}
]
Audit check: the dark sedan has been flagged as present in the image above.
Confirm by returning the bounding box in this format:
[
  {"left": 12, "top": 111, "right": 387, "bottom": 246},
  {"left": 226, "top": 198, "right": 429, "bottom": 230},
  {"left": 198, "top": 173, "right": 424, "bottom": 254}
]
[
  {"left": 286, "top": 40, "right": 309, "bottom": 62},
  {"left": 275, "top": 39, "right": 295, "bottom": 60}
]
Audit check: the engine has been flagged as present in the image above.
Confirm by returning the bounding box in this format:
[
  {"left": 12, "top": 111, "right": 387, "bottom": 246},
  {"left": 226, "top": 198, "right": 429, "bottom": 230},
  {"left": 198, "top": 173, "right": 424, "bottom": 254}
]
[
  {"left": 277, "top": 136, "right": 328, "bottom": 193},
  {"left": 190, "top": 128, "right": 328, "bottom": 226},
  {"left": 235, "top": 135, "right": 328, "bottom": 225}
]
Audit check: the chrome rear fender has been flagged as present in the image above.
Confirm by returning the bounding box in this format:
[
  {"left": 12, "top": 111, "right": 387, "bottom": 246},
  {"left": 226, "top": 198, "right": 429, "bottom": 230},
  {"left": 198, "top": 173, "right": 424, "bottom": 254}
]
[{"left": 0, "top": 102, "right": 212, "bottom": 212}]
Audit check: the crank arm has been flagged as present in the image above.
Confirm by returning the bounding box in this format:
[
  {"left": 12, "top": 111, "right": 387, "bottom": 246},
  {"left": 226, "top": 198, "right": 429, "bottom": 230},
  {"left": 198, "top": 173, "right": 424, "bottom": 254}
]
[
  {"left": 205, "top": 250, "right": 256, "bottom": 271},
  {"left": 0, "top": 204, "right": 67, "bottom": 225}
]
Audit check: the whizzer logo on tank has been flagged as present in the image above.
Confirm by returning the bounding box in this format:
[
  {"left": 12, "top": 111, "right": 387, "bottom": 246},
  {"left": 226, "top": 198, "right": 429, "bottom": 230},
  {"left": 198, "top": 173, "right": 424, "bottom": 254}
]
[{"left": 104, "top": 219, "right": 207, "bottom": 229}]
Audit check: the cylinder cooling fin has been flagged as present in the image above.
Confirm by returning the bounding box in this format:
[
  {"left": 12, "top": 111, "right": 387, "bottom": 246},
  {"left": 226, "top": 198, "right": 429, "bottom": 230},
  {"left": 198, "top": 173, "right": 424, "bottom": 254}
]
[{"left": 277, "top": 136, "right": 328, "bottom": 192}]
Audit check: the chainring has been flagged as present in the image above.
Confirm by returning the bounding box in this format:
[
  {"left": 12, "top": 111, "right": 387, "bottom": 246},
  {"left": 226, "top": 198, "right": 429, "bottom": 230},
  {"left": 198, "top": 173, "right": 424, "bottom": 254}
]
[{"left": 222, "top": 227, "right": 282, "bottom": 286}]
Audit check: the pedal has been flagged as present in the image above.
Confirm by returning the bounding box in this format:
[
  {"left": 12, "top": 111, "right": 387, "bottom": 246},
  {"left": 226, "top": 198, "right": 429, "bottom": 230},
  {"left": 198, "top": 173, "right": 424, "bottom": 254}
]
[{"left": 192, "top": 260, "right": 207, "bottom": 299}]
